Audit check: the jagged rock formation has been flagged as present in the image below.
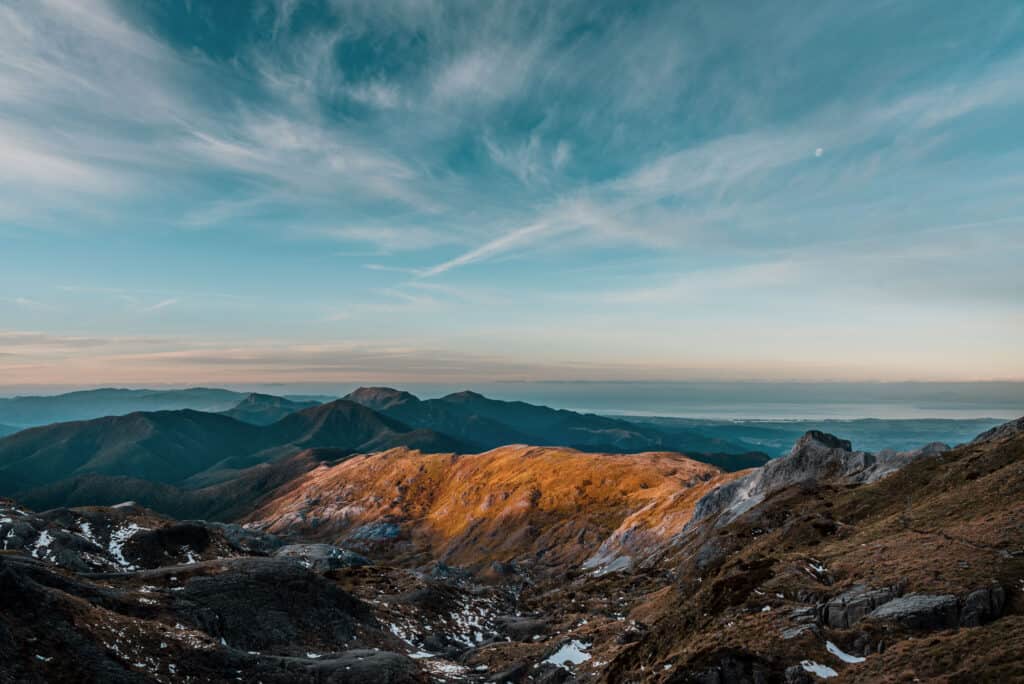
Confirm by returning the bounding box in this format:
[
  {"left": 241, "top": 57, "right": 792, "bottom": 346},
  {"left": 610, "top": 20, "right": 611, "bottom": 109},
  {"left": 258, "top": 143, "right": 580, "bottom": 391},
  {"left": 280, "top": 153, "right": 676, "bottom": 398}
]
[{"left": 688, "top": 430, "right": 950, "bottom": 527}]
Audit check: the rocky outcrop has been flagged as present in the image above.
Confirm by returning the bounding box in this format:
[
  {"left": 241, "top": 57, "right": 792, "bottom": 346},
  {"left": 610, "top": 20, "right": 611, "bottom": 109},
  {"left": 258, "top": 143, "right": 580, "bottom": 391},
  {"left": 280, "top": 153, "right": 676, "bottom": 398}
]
[
  {"left": 273, "top": 543, "right": 370, "bottom": 572},
  {"left": 198, "top": 520, "right": 283, "bottom": 554},
  {"left": 0, "top": 553, "right": 425, "bottom": 683},
  {"left": 495, "top": 616, "right": 548, "bottom": 641},
  {"left": 971, "top": 417, "right": 1024, "bottom": 445},
  {"left": 818, "top": 584, "right": 1007, "bottom": 631},
  {"left": 820, "top": 583, "right": 904, "bottom": 629},
  {"left": 959, "top": 585, "right": 1008, "bottom": 627},
  {"left": 172, "top": 557, "right": 370, "bottom": 652},
  {"left": 0, "top": 500, "right": 286, "bottom": 573},
  {"left": 689, "top": 431, "right": 948, "bottom": 527}
]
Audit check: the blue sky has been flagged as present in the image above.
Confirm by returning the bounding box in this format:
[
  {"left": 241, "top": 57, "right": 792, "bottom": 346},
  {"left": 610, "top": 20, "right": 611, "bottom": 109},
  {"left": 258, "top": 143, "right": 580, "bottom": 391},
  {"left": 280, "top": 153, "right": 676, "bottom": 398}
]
[{"left": 1, "top": 0, "right": 1022, "bottom": 387}]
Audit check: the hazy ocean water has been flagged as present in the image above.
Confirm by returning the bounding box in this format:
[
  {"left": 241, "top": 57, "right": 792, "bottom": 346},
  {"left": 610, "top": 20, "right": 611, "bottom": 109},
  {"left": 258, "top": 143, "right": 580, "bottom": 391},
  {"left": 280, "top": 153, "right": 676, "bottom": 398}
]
[
  {"left": 4, "top": 381, "right": 1020, "bottom": 421},
  {"left": 243, "top": 381, "right": 1024, "bottom": 421},
  {"left": 462, "top": 382, "right": 1024, "bottom": 420}
]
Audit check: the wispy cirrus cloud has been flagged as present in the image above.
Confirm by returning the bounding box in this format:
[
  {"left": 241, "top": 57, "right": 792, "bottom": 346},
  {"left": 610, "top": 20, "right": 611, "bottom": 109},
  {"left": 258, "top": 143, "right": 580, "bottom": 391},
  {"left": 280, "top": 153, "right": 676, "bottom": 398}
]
[
  {"left": 2, "top": 1, "right": 1023, "bottom": 383},
  {"left": 306, "top": 225, "right": 456, "bottom": 253},
  {"left": 140, "top": 299, "right": 178, "bottom": 313}
]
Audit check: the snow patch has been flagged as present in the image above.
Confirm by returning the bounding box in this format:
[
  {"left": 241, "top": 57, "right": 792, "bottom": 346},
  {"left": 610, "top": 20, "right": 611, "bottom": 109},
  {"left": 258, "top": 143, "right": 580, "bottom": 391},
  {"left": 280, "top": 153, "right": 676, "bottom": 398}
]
[
  {"left": 108, "top": 523, "right": 147, "bottom": 570},
  {"left": 544, "top": 640, "right": 592, "bottom": 669},
  {"left": 826, "top": 640, "right": 865, "bottom": 664},
  {"left": 422, "top": 660, "right": 468, "bottom": 676},
  {"left": 77, "top": 521, "right": 97, "bottom": 544},
  {"left": 31, "top": 530, "right": 54, "bottom": 560},
  {"left": 800, "top": 660, "right": 838, "bottom": 679}
]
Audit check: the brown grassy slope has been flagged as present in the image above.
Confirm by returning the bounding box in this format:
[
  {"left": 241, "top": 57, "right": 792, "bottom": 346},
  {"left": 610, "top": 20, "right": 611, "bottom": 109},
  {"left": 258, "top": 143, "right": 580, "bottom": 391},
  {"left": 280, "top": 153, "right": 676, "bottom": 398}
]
[
  {"left": 602, "top": 423, "right": 1024, "bottom": 683},
  {"left": 246, "top": 445, "right": 725, "bottom": 572}
]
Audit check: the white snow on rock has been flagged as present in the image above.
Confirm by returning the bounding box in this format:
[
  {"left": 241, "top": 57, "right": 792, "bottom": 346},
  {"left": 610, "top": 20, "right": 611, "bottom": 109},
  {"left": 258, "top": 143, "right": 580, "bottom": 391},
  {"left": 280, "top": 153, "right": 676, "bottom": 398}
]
[
  {"left": 544, "top": 640, "right": 592, "bottom": 669},
  {"left": 77, "top": 521, "right": 97, "bottom": 545},
  {"left": 800, "top": 660, "right": 838, "bottom": 678},
  {"left": 31, "top": 530, "right": 54, "bottom": 560},
  {"left": 826, "top": 640, "right": 866, "bottom": 663},
  {"left": 108, "top": 523, "right": 147, "bottom": 570},
  {"left": 422, "top": 660, "right": 469, "bottom": 677}
]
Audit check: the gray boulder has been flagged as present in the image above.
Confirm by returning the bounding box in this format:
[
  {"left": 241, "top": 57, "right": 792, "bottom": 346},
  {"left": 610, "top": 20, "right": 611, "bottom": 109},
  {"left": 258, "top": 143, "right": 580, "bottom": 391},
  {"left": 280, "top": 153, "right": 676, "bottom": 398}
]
[
  {"left": 274, "top": 543, "right": 370, "bottom": 572},
  {"left": 495, "top": 616, "right": 548, "bottom": 641},
  {"left": 868, "top": 593, "right": 959, "bottom": 630}
]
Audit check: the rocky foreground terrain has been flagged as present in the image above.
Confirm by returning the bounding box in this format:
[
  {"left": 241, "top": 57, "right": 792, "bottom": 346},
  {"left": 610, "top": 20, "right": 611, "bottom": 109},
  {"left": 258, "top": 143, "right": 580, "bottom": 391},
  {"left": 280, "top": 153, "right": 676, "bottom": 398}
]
[{"left": 1, "top": 418, "right": 1022, "bottom": 683}]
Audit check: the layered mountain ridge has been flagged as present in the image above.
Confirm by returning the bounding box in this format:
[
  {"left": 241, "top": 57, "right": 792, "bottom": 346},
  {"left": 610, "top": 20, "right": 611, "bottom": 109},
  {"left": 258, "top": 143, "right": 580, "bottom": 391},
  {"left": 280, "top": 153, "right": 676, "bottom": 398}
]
[
  {"left": 0, "top": 388, "right": 772, "bottom": 517},
  {"left": 342, "top": 386, "right": 768, "bottom": 470},
  {"left": 0, "top": 399, "right": 464, "bottom": 511},
  {"left": 2, "top": 415, "right": 1021, "bottom": 681}
]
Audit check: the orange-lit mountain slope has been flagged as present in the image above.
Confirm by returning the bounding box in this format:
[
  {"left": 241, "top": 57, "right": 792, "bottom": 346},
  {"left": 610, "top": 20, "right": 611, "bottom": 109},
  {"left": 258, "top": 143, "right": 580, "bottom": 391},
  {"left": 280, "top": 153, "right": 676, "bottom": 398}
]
[{"left": 247, "top": 445, "right": 739, "bottom": 573}]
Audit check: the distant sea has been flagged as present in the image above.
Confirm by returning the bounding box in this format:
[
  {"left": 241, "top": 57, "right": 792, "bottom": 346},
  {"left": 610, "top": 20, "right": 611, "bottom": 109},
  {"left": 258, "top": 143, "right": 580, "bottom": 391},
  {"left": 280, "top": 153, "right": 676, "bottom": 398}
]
[
  {"left": 446, "top": 381, "right": 1024, "bottom": 420},
  {"left": 253, "top": 380, "right": 1022, "bottom": 420},
  {"left": 2, "top": 381, "right": 1021, "bottom": 421}
]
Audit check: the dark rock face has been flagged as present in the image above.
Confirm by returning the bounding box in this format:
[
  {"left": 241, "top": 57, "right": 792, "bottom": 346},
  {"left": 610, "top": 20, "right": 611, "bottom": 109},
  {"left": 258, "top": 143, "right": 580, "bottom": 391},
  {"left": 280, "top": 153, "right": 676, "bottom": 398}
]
[
  {"left": 784, "top": 664, "right": 815, "bottom": 683},
  {"left": 496, "top": 616, "right": 548, "bottom": 641},
  {"left": 172, "top": 557, "right": 370, "bottom": 652},
  {"left": 959, "top": 585, "right": 1006, "bottom": 627},
  {"left": 198, "top": 520, "right": 284, "bottom": 554},
  {"left": 0, "top": 557, "right": 147, "bottom": 684},
  {"left": 128, "top": 523, "right": 211, "bottom": 564},
  {"left": 821, "top": 584, "right": 1007, "bottom": 631},
  {"left": 688, "top": 650, "right": 774, "bottom": 684},
  {"left": 488, "top": 662, "right": 531, "bottom": 682},
  {"left": 0, "top": 553, "right": 425, "bottom": 684},
  {"left": 820, "top": 584, "right": 903, "bottom": 629}
]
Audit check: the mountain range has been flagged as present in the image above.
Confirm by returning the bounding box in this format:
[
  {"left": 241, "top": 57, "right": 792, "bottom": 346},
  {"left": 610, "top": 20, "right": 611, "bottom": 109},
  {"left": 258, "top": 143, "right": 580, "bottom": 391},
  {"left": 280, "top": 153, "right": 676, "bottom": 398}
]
[
  {"left": 2, "top": 415, "right": 1021, "bottom": 682},
  {"left": 0, "top": 399, "right": 462, "bottom": 508},
  {"left": 0, "top": 387, "right": 251, "bottom": 427},
  {"left": 0, "top": 385, "right": 1005, "bottom": 455},
  {"left": 0, "top": 388, "right": 771, "bottom": 518},
  {"left": 341, "top": 387, "right": 765, "bottom": 463}
]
